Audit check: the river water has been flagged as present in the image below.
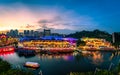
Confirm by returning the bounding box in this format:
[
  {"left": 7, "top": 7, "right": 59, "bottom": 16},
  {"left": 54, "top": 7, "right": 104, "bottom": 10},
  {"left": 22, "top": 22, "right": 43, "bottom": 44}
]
[{"left": 0, "top": 51, "right": 120, "bottom": 75}]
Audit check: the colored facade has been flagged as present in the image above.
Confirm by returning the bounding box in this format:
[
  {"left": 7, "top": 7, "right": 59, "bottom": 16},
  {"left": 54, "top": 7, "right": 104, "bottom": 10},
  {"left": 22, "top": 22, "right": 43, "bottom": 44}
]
[
  {"left": 80, "top": 37, "right": 114, "bottom": 50},
  {"left": 19, "top": 36, "right": 77, "bottom": 52}
]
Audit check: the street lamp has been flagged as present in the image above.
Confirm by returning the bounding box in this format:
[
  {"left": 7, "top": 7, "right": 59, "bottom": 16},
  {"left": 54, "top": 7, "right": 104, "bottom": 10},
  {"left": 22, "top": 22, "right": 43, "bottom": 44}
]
[
  {"left": 108, "top": 62, "right": 114, "bottom": 71},
  {"left": 94, "top": 67, "right": 100, "bottom": 75}
]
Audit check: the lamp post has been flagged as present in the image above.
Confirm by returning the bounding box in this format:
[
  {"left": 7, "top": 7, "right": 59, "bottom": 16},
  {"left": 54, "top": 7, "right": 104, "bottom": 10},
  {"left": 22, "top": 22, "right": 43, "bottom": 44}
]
[
  {"left": 38, "top": 70, "right": 43, "bottom": 75},
  {"left": 94, "top": 67, "right": 100, "bottom": 75},
  {"left": 108, "top": 62, "right": 114, "bottom": 71}
]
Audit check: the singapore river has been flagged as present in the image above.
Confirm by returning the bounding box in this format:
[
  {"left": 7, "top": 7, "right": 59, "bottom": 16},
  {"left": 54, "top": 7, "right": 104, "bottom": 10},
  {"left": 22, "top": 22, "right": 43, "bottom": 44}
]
[{"left": 0, "top": 51, "right": 120, "bottom": 75}]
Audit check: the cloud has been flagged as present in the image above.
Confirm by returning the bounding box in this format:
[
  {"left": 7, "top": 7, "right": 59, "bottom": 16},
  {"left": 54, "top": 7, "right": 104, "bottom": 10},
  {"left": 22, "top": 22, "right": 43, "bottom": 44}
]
[
  {"left": 0, "top": 3, "right": 98, "bottom": 33},
  {"left": 36, "top": 12, "right": 98, "bottom": 31}
]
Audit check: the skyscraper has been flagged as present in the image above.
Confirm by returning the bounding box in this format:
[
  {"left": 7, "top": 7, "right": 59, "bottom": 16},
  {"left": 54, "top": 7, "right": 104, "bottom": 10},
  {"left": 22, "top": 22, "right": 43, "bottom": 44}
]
[
  {"left": 24, "top": 30, "right": 30, "bottom": 37},
  {"left": 14, "top": 29, "right": 18, "bottom": 37},
  {"left": 19, "top": 32, "right": 24, "bottom": 37},
  {"left": 43, "top": 29, "right": 51, "bottom": 36},
  {"left": 24, "top": 30, "right": 27, "bottom": 36},
  {"left": 34, "top": 31, "right": 39, "bottom": 38},
  {"left": 30, "top": 30, "right": 34, "bottom": 37},
  {"left": 8, "top": 29, "right": 18, "bottom": 37}
]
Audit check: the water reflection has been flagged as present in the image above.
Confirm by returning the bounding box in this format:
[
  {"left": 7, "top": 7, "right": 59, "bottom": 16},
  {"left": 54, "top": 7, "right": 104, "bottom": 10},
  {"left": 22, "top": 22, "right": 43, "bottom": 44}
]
[
  {"left": 90, "top": 51, "right": 103, "bottom": 65},
  {"left": 26, "top": 51, "right": 120, "bottom": 65},
  {"left": 0, "top": 51, "right": 119, "bottom": 65},
  {"left": 36, "top": 53, "right": 75, "bottom": 61},
  {"left": 0, "top": 51, "right": 15, "bottom": 59},
  {"left": 81, "top": 51, "right": 120, "bottom": 65},
  {"left": 0, "top": 51, "right": 14, "bottom": 56},
  {"left": 0, "top": 51, "right": 120, "bottom": 75},
  {"left": 36, "top": 52, "right": 85, "bottom": 64}
]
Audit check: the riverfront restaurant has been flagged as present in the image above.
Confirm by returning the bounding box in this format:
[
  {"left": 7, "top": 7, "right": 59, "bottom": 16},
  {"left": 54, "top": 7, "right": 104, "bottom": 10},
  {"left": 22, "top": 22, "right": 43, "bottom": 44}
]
[
  {"left": 79, "top": 37, "right": 115, "bottom": 50},
  {"left": 19, "top": 36, "right": 78, "bottom": 52},
  {"left": 0, "top": 46, "right": 14, "bottom": 54},
  {"left": 0, "top": 34, "right": 16, "bottom": 54},
  {"left": 0, "top": 34, "right": 18, "bottom": 47}
]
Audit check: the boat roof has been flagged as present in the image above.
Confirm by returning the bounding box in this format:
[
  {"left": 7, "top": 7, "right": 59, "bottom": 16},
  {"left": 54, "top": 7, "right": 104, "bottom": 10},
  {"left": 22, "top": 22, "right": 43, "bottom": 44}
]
[{"left": 26, "top": 62, "right": 39, "bottom": 65}]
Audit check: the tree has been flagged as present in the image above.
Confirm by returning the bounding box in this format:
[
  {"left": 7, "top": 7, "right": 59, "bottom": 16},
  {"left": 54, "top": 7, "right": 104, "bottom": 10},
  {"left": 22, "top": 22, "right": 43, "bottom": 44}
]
[
  {"left": 95, "top": 70, "right": 114, "bottom": 75},
  {"left": 1, "top": 69, "right": 33, "bottom": 75},
  {"left": 66, "top": 29, "right": 112, "bottom": 42},
  {"left": 112, "top": 42, "right": 120, "bottom": 49},
  {"left": 0, "top": 59, "right": 11, "bottom": 73},
  {"left": 113, "top": 63, "right": 120, "bottom": 75},
  {"left": 76, "top": 39, "right": 86, "bottom": 47},
  {"left": 0, "top": 58, "right": 33, "bottom": 75}
]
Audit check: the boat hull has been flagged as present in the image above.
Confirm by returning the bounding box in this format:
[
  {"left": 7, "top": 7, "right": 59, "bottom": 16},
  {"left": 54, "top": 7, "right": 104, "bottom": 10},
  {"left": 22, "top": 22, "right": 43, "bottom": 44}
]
[{"left": 24, "top": 62, "right": 40, "bottom": 69}]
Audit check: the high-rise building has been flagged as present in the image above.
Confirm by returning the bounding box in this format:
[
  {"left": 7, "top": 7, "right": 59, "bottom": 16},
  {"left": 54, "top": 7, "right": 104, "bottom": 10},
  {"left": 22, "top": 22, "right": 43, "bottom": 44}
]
[
  {"left": 34, "top": 31, "right": 39, "bottom": 38},
  {"left": 9, "top": 29, "right": 14, "bottom": 37},
  {"left": 19, "top": 32, "right": 24, "bottom": 37},
  {"left": 26, "top": 30, "right": 30, "bottom": 36},
  {"left": 39, "top": 32, "right": 43, "bottom": 37},
  {"left": 24, "top": 30, "right": 27, "bottom": 36},
  {"left": 112, "top": 32, "right": 120, "bottom": 43},
  {"left": 24, "top": 30, "right": 30, "bottom": 37},
  {"left": 6, "top": 32, "right": 10, "bottom": 36},
  {"left": 14, "top": 29, "right": 18, "bottom": 37},
  {"left": 30, "top": 30, "right": 34, "bottom": 37},
  {"left": 43, "top": 29, "right": 51, "bottom": 36},
  {"left": 8, "top": 29, "right": 18, "bottom": 37}
]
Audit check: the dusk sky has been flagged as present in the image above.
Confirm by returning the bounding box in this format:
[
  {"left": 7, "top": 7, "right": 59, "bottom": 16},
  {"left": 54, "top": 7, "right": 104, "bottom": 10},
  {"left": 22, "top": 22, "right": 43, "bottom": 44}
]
[{"left": 0, "top": 0, "right": 120, "bottom": 34}]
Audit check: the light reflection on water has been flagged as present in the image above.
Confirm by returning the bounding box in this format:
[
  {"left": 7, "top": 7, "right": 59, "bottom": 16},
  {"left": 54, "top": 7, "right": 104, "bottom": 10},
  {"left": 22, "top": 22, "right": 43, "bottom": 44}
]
[
  {"left": 0, "top": 51, "right": 120, "bottom": 75},
  {"left": 87, "top": 51, "right": 104, "bottom": 65}
]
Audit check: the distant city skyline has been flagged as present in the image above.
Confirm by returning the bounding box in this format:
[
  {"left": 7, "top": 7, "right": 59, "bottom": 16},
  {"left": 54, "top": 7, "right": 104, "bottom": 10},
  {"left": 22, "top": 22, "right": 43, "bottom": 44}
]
[{"left": 0, "top": 0, "right": 120, "bottom": 34}]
